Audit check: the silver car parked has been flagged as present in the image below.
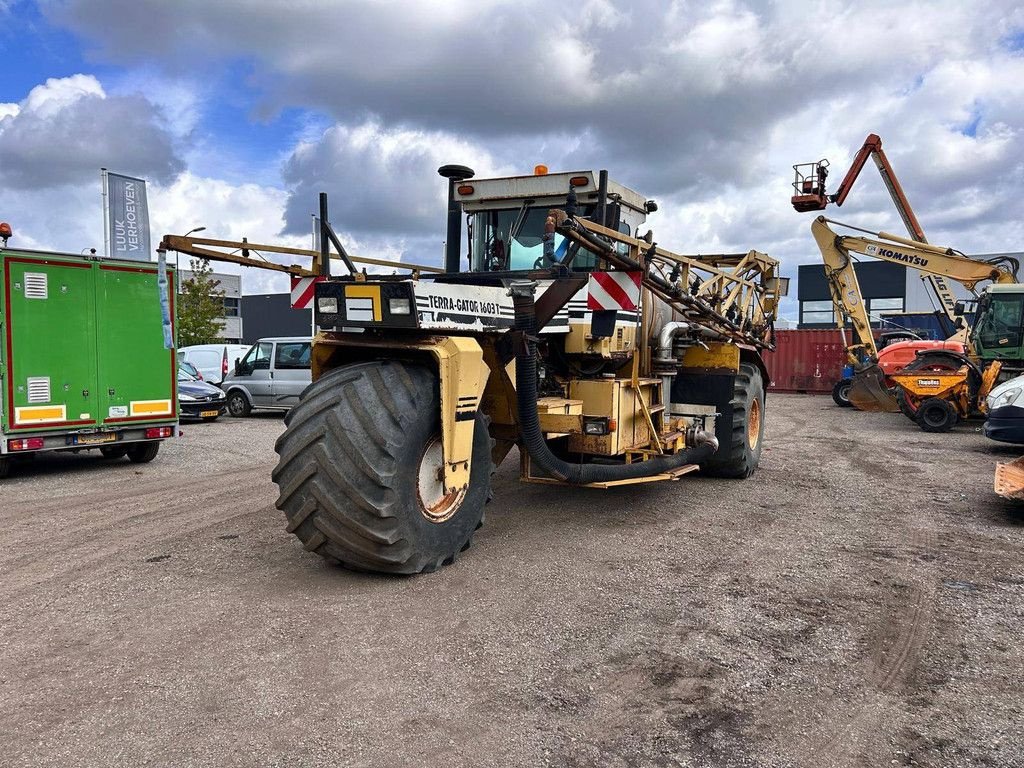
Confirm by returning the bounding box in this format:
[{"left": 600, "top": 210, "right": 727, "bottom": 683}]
[{"left": 221, "top": 337, "right": 312, "bottom": 416}]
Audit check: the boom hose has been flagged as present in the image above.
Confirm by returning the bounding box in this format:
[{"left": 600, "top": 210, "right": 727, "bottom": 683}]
[{"left": 510, "top": 284, "right": 717, "bottom": 485}]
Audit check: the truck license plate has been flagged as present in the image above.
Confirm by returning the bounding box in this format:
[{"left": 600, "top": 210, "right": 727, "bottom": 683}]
[
  {"left": 79, "top": 433, "right": 116, "bottom": 445},
  {"left": 200, "top": 410, "right": 219, "bottom": 418}
]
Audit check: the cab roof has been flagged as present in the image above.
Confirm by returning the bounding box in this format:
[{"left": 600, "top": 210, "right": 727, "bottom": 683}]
[{"left": 454, "top": 170, "right": 648, "bottom": 214}]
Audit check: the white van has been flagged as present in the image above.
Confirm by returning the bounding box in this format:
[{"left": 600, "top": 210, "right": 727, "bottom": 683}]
[
  {"left": 178, "top": 344, "right": 251, "bottom": 386},
  {"left": 221, "top": 337, "right": 312, "bottom": 416}
]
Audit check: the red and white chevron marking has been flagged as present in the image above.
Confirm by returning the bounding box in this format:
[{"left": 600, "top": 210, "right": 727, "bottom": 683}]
[
  {"left": 586, "top": 271, "right": 641, "bottom": 311},
  {"left": 290, "top": 275, "right": 325, "bottom": 309}
]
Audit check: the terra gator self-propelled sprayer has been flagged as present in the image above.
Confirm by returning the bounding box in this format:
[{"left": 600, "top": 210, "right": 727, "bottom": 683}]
[{"left": 161, "top": 166, "right": 786, "bottom": 574}]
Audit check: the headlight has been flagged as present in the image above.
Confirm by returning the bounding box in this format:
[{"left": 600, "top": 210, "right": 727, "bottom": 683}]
[
  {"left": 179, "top": 393, "right": 197, "bottom": 402},
  {"left": 389, "top": 298, "right": 412, "bottom": 315},
  {"left": 318, "top": 297, "right": 338, "bottom": 313},
  {"left": 994, "top": 387, "right": 1022, "bottom": 408},
  {"left": 213, "top": 387, "right": 225, "bottom": 397}
]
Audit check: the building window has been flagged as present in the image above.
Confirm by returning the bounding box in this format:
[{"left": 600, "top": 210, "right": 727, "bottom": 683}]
[
  {"left": 801, "top": 300, "right": 834, "bottom": 325},
  {"left": 867, "top": 297, "right": 904, "bottom": 316},
  {"left": 223, "top": 297, "right": 240, "bottom": 317}
]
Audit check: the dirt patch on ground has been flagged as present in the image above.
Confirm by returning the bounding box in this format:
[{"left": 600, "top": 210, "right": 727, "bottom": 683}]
[{"left": 1, "top": 398, "right": 1021, "bottom": 767}]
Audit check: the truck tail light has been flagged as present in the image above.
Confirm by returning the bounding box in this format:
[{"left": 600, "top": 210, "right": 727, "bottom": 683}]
[
  {"left": 8, "top": 437, "right": 44, "bottom": 451},
  {"left": 145, "top": 427, "right": 174, "bottom": 439},
  {"left": 222, "top": 349, "right": 228, "bottom": 378}
]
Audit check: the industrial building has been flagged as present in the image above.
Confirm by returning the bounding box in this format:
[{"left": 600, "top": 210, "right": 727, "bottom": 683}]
[{"left": 177, "top": 269, "right": 243, "bottom": 342}]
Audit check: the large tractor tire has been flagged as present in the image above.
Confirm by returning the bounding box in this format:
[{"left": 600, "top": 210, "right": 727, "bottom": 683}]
[
  {"left": 272, "top": 361, "right": 493, "bottom": 575},
  {"left": 701, "top": 363, "right": 765, "bottom": 479}
]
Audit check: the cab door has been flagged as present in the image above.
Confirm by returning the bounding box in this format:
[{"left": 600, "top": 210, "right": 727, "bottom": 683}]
[
  {"left": 237, "top": 341, "right": 274, "bottom": 406},
  {"left": 975, "top": 292, "right": 1024, "bottom": 361}
]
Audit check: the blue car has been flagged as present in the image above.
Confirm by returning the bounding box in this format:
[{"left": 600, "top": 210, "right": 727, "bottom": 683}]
[{"left": 178, "top": 366, "right": 227, "bottom": 422}]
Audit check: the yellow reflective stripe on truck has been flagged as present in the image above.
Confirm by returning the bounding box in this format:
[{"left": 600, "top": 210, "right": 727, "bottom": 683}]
[
  {"left": 129, "top": 400, "right": 174, "bottom": 417},
  {"left": 14, "top": 404, "right": 67, "bottom": 424}
]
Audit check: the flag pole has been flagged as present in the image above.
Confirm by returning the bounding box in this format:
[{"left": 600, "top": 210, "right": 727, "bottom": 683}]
[{"left": 100, "top": 168, "right": 110, "bottom": 256}]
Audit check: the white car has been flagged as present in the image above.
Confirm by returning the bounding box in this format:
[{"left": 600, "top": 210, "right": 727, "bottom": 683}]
[
  {"left": 985, "top": 374, "right": 1024, "bottom": 444},
  {"left": 178, "top": 344, "right": 251, "bottom": 386}
]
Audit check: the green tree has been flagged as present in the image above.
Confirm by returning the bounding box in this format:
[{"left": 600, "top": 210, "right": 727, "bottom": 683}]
[{"left": 177, "top": 258, "right": 226, "bottom": 347}]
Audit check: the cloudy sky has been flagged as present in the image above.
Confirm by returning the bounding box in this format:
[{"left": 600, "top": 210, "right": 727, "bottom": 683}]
[{"left": 1, "top": 0, "right": 1023, "bottom": 317}]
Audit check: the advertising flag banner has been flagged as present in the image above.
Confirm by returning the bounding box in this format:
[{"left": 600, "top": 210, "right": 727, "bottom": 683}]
[{"left": 103, "top": 170, "right": 152, "bottom": 261}]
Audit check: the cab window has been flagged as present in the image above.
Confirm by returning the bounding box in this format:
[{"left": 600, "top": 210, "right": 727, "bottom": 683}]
[
  {"left": 275, "top": 342, "right": 311, "bottom": 369},
  {"left": 241, "top": 342, "right": 273, "bottom": 372},
  {"left": 978, "top": 294, "right": 1024, "bottom": 348},
  {"left": 470, "top": 207, "right": 600, "bottom": 272}
]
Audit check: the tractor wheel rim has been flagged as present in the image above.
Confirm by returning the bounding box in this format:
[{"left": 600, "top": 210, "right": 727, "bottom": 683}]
[
  {"left": 924, "top": 406, "right": 945, "bottom": 426},
  {"left": 748, "top": 397, "right": 762, "bottom": 450},
  {"left": 416, "top": 435, "right": 466, "bottom": 523}
]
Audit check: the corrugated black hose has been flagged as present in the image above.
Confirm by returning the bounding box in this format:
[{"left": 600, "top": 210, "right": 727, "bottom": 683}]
[{"left": 510, "top": 283, "right": 718, "bottom": 485}]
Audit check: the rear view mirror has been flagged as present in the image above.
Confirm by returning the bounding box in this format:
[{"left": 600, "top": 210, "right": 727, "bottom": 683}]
[{"left": 234, "top": 359, "right": 242, "bottom": 375}]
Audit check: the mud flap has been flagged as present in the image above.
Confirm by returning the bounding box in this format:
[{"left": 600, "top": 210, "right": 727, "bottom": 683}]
[
  {"left": 995, "top": 456, "right": 1024, "bottom": 501},
  {"left": 848, "top": 364, "right": 900, "bottom": 413}
]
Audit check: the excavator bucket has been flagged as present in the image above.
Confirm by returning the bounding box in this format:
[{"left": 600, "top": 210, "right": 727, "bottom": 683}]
[
  {"left": 995, "top": 456, "right": 1024, "bottom": 501},
  {"left": 847, "top": 364, "right": 900, "bottom": 412}
]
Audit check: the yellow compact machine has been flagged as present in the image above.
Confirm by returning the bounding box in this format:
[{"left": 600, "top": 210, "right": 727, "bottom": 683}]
[{"left": 162, "top": 167, "right": 785, "bottom": 574}]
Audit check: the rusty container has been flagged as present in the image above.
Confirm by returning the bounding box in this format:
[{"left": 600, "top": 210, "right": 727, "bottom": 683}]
[{"left": 763, "top": 330, "right": 848, "bottom": 393}]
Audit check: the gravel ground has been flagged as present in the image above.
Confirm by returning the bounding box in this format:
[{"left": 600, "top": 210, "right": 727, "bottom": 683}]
[{"left": 1, "top": 395, "right": 1022, "bottom": 768}]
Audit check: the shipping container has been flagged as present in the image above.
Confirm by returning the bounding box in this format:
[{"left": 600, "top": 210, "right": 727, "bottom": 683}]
[
  {"left": 0, "top": 246, "right": 178, "bottom": 477},
  {"left": 764, "top": 329, "right": 848, "bottom": 393}
]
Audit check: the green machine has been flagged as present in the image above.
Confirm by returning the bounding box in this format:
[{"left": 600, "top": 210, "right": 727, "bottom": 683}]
[{"left": 0, "top": 224, "right": 178, "bottom": 478}]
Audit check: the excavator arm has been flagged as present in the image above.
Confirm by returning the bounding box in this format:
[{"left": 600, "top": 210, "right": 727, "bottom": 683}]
[{"left": 811, "top": 218, "right": 878, "bottom": 366}]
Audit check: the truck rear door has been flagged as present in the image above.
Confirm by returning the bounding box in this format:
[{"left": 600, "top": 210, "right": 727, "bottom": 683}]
[
  {"left": 95, "top": 264, "right": 176, "bottom": 425},
  {"left": 3, "top": 256, "right": 100, "bottom": 430}
]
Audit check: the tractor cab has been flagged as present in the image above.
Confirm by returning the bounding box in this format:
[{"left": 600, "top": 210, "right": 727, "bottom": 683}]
[
  {"left": 973, "top": 285, "right": 1024, "bottom": 363},
  {"left": 441, "top": 165, "right": 655, "bottom": 274}
]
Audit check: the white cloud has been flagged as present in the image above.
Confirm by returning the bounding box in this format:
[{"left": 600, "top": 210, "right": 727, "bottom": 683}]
[
  {"left": 281, "top": 120, "right": 509, "bottom": 238},
  {"left": 0, "top": 74, "right": 183, "bottom": 189},
  {"left": 10, "top": 1, "right": 1024, "bottom": 316}
]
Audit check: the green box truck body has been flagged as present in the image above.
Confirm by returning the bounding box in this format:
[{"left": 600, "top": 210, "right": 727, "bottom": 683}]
[{"left": 0, "top": 247, "right": 177, "bottom": 475}]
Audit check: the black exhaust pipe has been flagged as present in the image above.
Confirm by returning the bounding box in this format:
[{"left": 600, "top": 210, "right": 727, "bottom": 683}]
[{"left": 438, "top": 164, "right": 475, "bottom": 273}]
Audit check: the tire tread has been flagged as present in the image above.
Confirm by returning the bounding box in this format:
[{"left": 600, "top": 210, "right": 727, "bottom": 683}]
[{"left": 272, "top": 361, "right": 491, "bottom": 574}]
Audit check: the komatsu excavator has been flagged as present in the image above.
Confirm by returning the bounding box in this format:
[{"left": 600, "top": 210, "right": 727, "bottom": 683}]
[
  {"left": 793, "top": 134, "right": 988, "bottom": 411},
  {"left": 812, "top": 216, "right": 1021, "bottom": 431}
]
